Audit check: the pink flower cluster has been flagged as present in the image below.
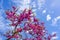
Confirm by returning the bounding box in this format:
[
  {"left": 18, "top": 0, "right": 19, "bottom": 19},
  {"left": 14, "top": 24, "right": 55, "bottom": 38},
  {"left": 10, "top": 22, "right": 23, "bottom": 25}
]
[{"left": 5, "top": 6, "right": 56, "bottom": 40}]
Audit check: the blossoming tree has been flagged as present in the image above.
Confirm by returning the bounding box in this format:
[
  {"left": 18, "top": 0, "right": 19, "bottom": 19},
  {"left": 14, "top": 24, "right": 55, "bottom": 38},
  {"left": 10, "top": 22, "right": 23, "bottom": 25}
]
[{"left": 4, "top": 6, "right": 56, "bottom": 40}]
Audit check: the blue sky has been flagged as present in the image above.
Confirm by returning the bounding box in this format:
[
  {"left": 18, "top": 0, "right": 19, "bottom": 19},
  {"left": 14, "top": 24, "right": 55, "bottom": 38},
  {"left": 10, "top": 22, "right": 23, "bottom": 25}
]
[{"left": 0, "top": 0, "right": 60, "bottom": 40}]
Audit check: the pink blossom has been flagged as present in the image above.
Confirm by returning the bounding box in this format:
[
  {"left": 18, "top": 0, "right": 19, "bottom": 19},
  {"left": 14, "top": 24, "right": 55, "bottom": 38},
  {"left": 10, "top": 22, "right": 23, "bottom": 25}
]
[
  {"left": 5, "top": 7, "right": 56, "bottom": 40},
  {"left": 16, "top": 28, "right": 22, "bottom": 32}
]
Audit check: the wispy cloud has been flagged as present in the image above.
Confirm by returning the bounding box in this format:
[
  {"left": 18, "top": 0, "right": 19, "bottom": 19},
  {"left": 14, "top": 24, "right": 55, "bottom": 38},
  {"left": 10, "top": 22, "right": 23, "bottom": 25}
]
[
  {"left": 0, "top": 15, "right": 7, "bottom": 33},
  {"left": 0, "top": 15, "right": 14, "bottom": 34},
  {"left": 51, "top": 16, "right": 60, "bottom": 26},
  {"left": 11, "top": 0, "right": 45, "bottom": 10},
  {"left": 0, "top": 37, "right": 2, "bottom": 40},
  {"left": 37, "top": 0, "right": 45, "bottom": 9},
  {"left": 0, "top": 6, "right": 14, "bottom": 35},
  {"left": 11, "top": 0, "right": 30, "bottom": 9}
]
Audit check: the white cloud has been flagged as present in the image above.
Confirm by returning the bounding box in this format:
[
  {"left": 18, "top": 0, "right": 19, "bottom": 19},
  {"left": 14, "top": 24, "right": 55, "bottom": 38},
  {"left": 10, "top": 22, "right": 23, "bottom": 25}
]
[
  {"left": 51, "top": 16, "right": 60, "bottom": 26},
  {"left": 51, "top": 32, "right": 57, "bottom": 35},
  {"left": 32, "top": 9, "right": 37, "bottom": 12},
  {"left": 56, "top": 16, "right": 60, "bottom": 19},
  {"left": 22, "top": 0, "right": 30, "bottom": 5},
  {"left": 51, "top": 36, "right": 58, "bottom": 40},
  {"left": 42, "top": 9, "right": 46, "bottom": 14},
  {"left": 46, "top": 14, "right": 51, "bottom": 21},
  {"left": 51, "top": 32, "right": 58, "bottom": 40}
]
